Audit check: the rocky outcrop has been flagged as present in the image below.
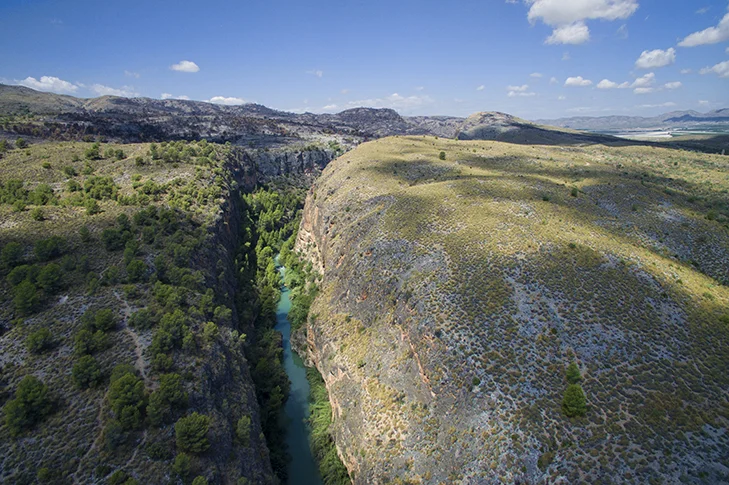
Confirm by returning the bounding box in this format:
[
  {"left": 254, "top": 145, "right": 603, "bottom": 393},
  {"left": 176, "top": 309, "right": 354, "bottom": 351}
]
[{"left": 246, "top": 147, "right": 337, "bottom": 181}]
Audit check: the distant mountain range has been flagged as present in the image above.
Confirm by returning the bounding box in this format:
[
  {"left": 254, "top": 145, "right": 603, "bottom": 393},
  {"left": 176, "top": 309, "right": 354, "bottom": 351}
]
[{"left": 535, "top": 109, "right": 729, "bottom": 132}]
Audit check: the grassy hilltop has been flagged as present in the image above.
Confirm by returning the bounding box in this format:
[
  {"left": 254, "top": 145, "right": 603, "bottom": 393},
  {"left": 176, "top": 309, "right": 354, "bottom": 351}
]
[{"left": 296, "top": 135, "right": 729, "bottom": 484}]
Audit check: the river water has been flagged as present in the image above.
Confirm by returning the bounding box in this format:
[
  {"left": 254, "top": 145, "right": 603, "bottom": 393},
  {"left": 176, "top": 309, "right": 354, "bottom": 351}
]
[{"left": 274, "top": 263, "right": 322, "bottom": 485}]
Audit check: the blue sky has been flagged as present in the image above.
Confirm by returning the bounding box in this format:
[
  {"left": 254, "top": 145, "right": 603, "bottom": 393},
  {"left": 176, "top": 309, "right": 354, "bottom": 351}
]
[{"left": 1, "top": 0, "right": 728, "bottom": 119}]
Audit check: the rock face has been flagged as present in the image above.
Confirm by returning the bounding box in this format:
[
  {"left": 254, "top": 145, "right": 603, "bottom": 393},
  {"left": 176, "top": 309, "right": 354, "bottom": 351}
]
[{"left": 295, "top": 136, "right": 729, "bottom": 484}]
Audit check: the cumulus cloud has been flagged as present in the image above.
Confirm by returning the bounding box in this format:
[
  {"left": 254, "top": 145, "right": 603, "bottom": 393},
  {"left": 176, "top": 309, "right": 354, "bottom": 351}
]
[
  {"left": 631, "top": 72, "right": 655, "bottom": 88},
  {"left": 699, "top": 60, "right": 729, "bottom": 78},
  {"left": 663, "top": 81, "right": 682, "bottom": 89},
  {"left": 526, "top": 0, "right": 639, "bottom": 45},
  {"left": 208, "top": 96, "right": 246, "bottom": 105},
  {"left": 506, "top": 84, "right": 536, "bottom": 97},
  {"left": 680, "top": 69, "right": 692, "bottom": 74},
  {"left": 550, "top": 76, "right": 559, "bottom": 84},
  {"left": 546, "top": 21, "right": 590, "bottom": 44},
  {"left": 558, "top": 95, "right": 567, "bottom": 100},
  {"left": 307, "top": 69, "right": 324, "bottom": 78},
  {"left": 161, "top": 93, "right": 190, "bottom": 100},
  {"left": 699, "top": 100, "right": 710, "bottom": 105},
  {"left": 345, "top": 93, "right": 434, "bottom": 113},
  {"left": 170, "top": 60, "right": 199, "bottom": 73},
  {"left": 89, "top": 84, "right": 138, "bottom": 97},
  {"left": 597, "top": 79, "right": 629, "bottom": 89},
  {"left": 530, "top": 72, "right": 543, "bottom": 78},
  {"left": 321, "top": 104, "right": 338, "bottom": 111},
  {"left": 476, "top": 85, "right": 485, "bottom": 91},
  {"left": 124, "top": 70, "right": 140, "bottom": 79},
  {"left": 635, "top": 48, "right": 676, "bottom": 69},
  {"left": 17, "top": 75, "right": 78, "bottom": 94},
  {"left": 679, "top": 11, "right": 729, "bottom": 46},
  {"left": 564, "top": 76, "right": 592, "bottom": 86},
  {"left": 633, "top": 87, "right": 654, "bottom": 94},
  {"left": 507, "top": 84, "right": 530, "bottom": 92},
  {"left": 562, "top": 52, "right": 571, "bottom": 61}
]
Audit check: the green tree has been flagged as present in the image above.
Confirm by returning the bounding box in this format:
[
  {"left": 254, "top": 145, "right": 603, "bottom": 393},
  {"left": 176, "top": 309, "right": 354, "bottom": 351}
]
[
  {"left": 85, "top": 198, "right": 101, "bottom": 215},
  {"left": 85, "top": 142, "right": 101, "bottom": 160},
  {"left": 192, "top": 477, "right": 209, "bottom": 485},
  {"left": 108, "top": 372, "right": 146, "bottom": 425},
  {"left": 562, "top": 384, "right": 587, "bottom": 417},
  {"left": 72, "top": 355, "right": 103, "bottom": 389},
  {"left": 4, "top": 375, "right": 53, "bottom": 436},
  {"left": 175, "top": 412, "right": 211, "bottom": 453},
  {"left": 31, "top": 207, "right": 44, "bottom": 221},
  {"left": 26, "top": 327, "right": 54, "bottom": 353},
  {"left": 79, "top": 225, "right": 92, "bottom": 242},
  {"left": 34, "top": 236, "right": 65, "bottom": 261},
  {"left": 14, "top": 280, "right": 39, "bottom": 315},
  {"left": 439, "top": 151, "right": 446, "bottom": 160},
  {"left": 172, "top": 453, "right": 191, "bottom": 478},
  {"left": 236, "top": 415, "right": 251, "bottom": 446},
  {"left": 566, "top": 362, "right": 582, "bottom": 384},
  {"left": 126, "top": 259, "right": 147, "bottom": 283},
  {"left": 147, "top": 373, "right": 187, "bottom": 426},
  {"left": 37, "top": 263, "right": 62, "bottom": 293},
  {"left": 15, "top": 137, "right": 28, "bottom": 149},
  {"left": 1, "top": 242, "right": 24, "bottom": 268}
]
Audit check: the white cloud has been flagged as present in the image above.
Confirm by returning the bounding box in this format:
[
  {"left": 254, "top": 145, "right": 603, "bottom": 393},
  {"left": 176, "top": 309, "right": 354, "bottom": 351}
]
[
  {"left": 564, "top": 76, "right": 592, "bottom": 86},
  {"left": 321, "top": 104, "right": 338, "bottom": 111},
  {"left": 507, "top": 84, "right": 530, "bottom": 92},
  {"left": 341, "top": 88, "right": 350, "bottom": 94},
  {"left": 89, "top": 84, "right": 138, "bottom": 97},
  {"left": 616, "top": 24, "right": 629, "bottom": 39},
  {"left": 635, "top": 48, "right": 676, "bottom": 69},
  {"left": 726, "top": 46, "right": 729, "bottom": 54},
  {"left": 633, "top": 87, "right": 654, "bottom": 94},
  {"left": 307, "top": 69, "right": 324, "bottom": 78},
  {"left": 345, "top": 93, "right": 434, "bottom": 113},
  {"left": 699, "top": 60, "right": 729, "bottom": 78},
  {"left": 696, "top": 7, "right": 709, "bottom": 14},
  {"left": 476, "top": 85, "right": 485, "bottom": 91},
  {"left": 558, "top": 95, "right": 567, "bottom": 100},
  {"left": 530, "top": 72, "right": 543, "bottom": 78},
  {"left": 663, "top": 81, "right": 682, "bottom": 89},
  {"left": 637, "top": 102, "right": 677, "bottom": 108},
  {"left": 562, "top": 52, "right": 571, "bottom": 61},
  {"left": 550, "top": 76, "right": 559, "bottom": 84},
  {"left": 679, "top": 11, "right": 729, "bottom": 46},
  {"left": 631, "top": 72, "right": 655, "bottom": 88},
  {"left": 508, "top": 91, "right": 536, "bottom": 97},
  {"left": 170, "top": 60, "right": 199, "bottom": 73},
  {"left": 546, "top": 21, "right": 590, "bottom": 44},
  {"left": 208, "top": 96, "right": 246, "bottom": 105},
  {"left": 699, "top": 100, "right": 710, "bottom": 105},
  {"left": 415, "top": 86, "right": 425, "bottom": 91},
  {"left": 161, "top": 93, "right": 190, "bottom": 100},
  {"left": 680, "top": 69, "right": 692, "bottom": 74},
  {"left": 597, "top": 79, "right": 629, "bottom": 89},
  {"left": 124, "top": 70, "right": 140, "bottom": 79},
  {"left": 526, "top": 0, "right": 639, "bottom": 45},
  {"left": 17, "top": 75, "right": 78, "bottom": 94}
]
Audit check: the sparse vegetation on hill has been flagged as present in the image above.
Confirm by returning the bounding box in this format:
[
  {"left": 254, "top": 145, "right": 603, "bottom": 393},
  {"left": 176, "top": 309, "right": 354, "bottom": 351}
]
[{"left": 295, "top": 135, "right": 729, "bottom": 484}]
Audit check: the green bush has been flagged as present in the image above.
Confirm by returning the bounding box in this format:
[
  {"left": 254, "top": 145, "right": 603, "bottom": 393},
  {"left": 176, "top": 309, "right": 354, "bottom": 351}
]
[
  {"left": 26, "top": 327, "right": 54, "bottom": 353},
  {"left": 34, "top": 236, "right": 65, "bottom": 261},
  {"left": 4, "top": 375, "right": 53, "bottom": 436},
  {"left": 31, "top": 207, "right": 44, "bottom": 221},
  {"left": 129, "top": 308, "right": 157, "bottom": 330},
  {"left": 172, "top": 453, "right": 191, "bottom": 478},
  {"left": 175, "top": 412, "right": 211, "bottom": 453},
  {"left": 126, "top": 259, "right": 147, "bottom": 283},
  {"left": 192, "top": 477, "right": 209, "bottom": 485},
  {"left": 236, "top": 415, "right": 251, "bottom": 446},
  {"left": 13, "top": 280, "right": 40, "bottom": 315},
  {"left": 562, "top": 384, "right": 587, "bottom": 417},
  {"left": 72, "top": 355, "right": 103, "bottom": 389},
  {"left": 74, "top": 328, "right": 109, "bottom": 355},
  {"left": 439, "top": 151, "right": 446, "bottom": 160},
  {"left": 566, "top": 362, "right": 581, "bottom": 384},
  {"left": 108, "top": 372, "right": 146, "bottom": 429},
  {"left": 147, "top": 373, "right": 187, "bottom": 426},
  {"left": 1, "top": 242, "right": 24, "bottom": 267},
  {"left": 36, "top": 263, "right": 62, "bottom": 293},
  {"left": 85, "top": 198, "right": 101, "bottom": 215}
]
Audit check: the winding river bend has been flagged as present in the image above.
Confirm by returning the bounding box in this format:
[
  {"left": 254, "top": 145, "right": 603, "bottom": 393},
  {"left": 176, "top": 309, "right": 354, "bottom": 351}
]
[{"left": 275, "top": 262, "right": 322, "bottom": 485}]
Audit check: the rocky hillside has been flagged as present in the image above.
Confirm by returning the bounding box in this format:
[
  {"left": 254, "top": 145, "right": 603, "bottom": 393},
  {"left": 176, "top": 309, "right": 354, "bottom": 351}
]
[
  {"left": 0, "top": 139, "right": 288, "bottom": 484},
  {"left": 295, "top": 136, "right": 729, "bottom": 484},
  {"left": 536, "top": 109, "right": 729, "bottom": 132}
]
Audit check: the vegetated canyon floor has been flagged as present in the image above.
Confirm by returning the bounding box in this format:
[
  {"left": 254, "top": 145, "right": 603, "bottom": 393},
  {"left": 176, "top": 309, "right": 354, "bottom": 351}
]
[{"left": 296, "top": 135, "right": 729, "bottom": 484}]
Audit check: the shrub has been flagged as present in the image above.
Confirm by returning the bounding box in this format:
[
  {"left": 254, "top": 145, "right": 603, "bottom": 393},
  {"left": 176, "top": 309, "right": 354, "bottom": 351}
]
[
  {"left": 85, "top": 198, "right": 101, "bottom": 215},
  {"left": 85, "top": 142, "right": 101, "bottom": 160},
  {"left": 102, "top": 228, "right": 131, "bottom": 251},
  {"left": 126, "top": 259, "right": 147, "bottom": 283},
  {"left": 192, "top": 477, "right": 209, "bottom": 485},
  {"left": 72, "top": 355, "right": 103, "bottom": 388},
  {"left": 570, "top": 187, "right": 579, "bottom": 197},
  {"left": 566, "top": 362, "right": 581, "bottom": 384},
  {"left": 108, "top": 372, "right": 146, "bottom": 428},
  {"left": 26, "top": 327, "right": 54, "bottom": 353},
  {"left": 4, "top": 375, "right": 53, "bottom": 436},
  {"left": 236, "top": 415, "right": 251, "bottom": 446},
  {"left": 79, "top": 225, "right": 91, "bottom": 242},
  {"left": 562, "top": 384, "right": 587, "bottom": 417},
  {"left": 31, "top": 207, "right": 44, "bottom": 221},
  {"left": 16, "top": 138, "right": 28, "bottom": 149},
  {"left": 62, "top": 166, "right": 77, "bottom": 177},
  {"left": 172, "top": 453, "right": 191, "bottom": 478},
  {"left": 34, "top": 236, "right": 65, "bottom": 261},
  {"left": 1, "top": 242, "right": 24, "bottom": 267},
  {"left": 439, "top": 151, "right": 446, "bottom": 160},
  {"left": 14, "top": 280, "right": 39, "bottom": 315},
  {"left": 147, "top": 373, "right": 187, "bottom": 426},
  {"left": 36, "top": 263, "right": 62, "bottom": 293},
  {"left": 175, "top": 412, "right": 211, "bottom": 453},
  {"left": 129, "top": 309, "right": 157, "bottom": 330},
  {"left": 74, "top": 329, "right": 109, "bottom": 355}
]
